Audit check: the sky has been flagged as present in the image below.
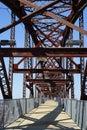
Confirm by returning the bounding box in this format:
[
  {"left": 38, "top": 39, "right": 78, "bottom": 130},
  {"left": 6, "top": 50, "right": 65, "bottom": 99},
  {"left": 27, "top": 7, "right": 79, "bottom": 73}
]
[{"left": 0, "top": 2, "right": 87, "bottom": 100}]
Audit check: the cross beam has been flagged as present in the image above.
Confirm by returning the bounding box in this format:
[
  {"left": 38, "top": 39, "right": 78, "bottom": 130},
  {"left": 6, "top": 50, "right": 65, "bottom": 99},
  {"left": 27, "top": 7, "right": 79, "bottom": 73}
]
[
  {"left": 13, "top": 68, "right": 80, "bottom": 74},
  {"left": 0, "top": 48, "right": 87, "bottom": 57},
  {"left": 26, "top": 79, "right": 72, "bottom": 83}
]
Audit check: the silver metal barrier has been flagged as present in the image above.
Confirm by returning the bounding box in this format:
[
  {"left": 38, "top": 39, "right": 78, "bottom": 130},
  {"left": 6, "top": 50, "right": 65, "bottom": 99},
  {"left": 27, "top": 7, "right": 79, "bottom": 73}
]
[
  {"left": 0, "top": 100, "right": 4, "bottom": 128},
  {"left": 0, "top": 97, "right": 47, "bottom": 128},
  {"left": 64, "top": 98, "right": 87, "bottom": 130}
]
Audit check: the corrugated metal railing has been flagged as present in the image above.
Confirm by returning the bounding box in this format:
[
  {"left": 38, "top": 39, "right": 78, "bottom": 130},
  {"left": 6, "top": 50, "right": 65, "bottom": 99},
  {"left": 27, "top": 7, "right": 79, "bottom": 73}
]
[
  {"left": 1, "top": 97, "right": 86, "bottom": 129},
  {"left": 0, "top": 97, "right": 47, "bottom": 128},
  {"left": 64, "top": 98, "right": 87, "bottom": 130}
]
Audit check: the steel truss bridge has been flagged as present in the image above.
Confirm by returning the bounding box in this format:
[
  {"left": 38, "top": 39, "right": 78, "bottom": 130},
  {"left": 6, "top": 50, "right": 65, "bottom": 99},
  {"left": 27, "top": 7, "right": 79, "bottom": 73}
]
[{"left": 0, "top": 0, "right": 87, "bottom": 100}]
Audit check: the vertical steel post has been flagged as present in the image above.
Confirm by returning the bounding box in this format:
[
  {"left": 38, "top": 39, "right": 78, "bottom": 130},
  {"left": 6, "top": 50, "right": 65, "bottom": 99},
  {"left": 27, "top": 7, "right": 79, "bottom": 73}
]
[
  {"left": 69, "top": 29, "right": 74, "bottom": 98},
  {"left": 66, "top": 29, "right": 74, "bottom": 98},
  {"left": 79, "top": 12, "right": 84, "bottom": 100},
  {"left": 23, "top": 27, "right": 33, "bottom": 98},
  {"left": 23, "top": 29, "right": 28, "bottom": 98},
  {"left": 28, "top": 33, "right": 33, "bottom": 98},
  {"left": 9, "top": 11, "right": 15, "bottom": 93}
]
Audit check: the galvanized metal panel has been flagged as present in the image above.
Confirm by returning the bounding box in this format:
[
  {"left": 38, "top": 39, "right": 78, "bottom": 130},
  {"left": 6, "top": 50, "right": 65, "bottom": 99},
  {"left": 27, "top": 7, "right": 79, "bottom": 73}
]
[
  {"left": 0, "top": 98, "right": 46, "bottom": 128},
  {"left": 64, "top": 98, "right": 87, "bottom": 130}
]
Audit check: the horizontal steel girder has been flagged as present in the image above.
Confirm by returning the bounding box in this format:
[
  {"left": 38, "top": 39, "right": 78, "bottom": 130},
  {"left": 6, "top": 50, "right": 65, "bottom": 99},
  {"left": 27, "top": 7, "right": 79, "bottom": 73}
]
[
  {"left": 0, "top": 48, "right": 87, "bottom": 57},
  {"left": 34, "top": 82, "right": 66, "bottom": 86},
  {"left": 26, "top": 79, "right": 72, "bottom": 83},
  {"left": 13, "top": 68, "right": 80, "bottom": 74}
]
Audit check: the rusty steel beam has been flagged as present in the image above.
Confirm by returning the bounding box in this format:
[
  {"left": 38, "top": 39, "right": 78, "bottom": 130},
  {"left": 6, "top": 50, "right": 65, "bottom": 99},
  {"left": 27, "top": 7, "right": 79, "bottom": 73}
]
[
  {"left": 26, "top": 83, "right": 33, "bottom": 97},
  {"left": 1, "top": 0, "right": 87, "bottom": 49},
  {"left": 26, "top": 78, "right": 72, "bottom": 83},
  {"left": 19, "top": 0, "right": 60, "bottom": 10},
  {"left": 61, "top": 1, "right": 87, "bottom": 46},
  {"left": 0, "top": 0, "right": 60, "bottom": 33},
  {"left": 41, "top": 86, "right": 62, "bottom": 89},
  {"left": 45, "top": 11, "right": 87, "bottom": 36},
  {"left": 0, "top": 48, "right": 87, "bottom": 57},
  {"left": 1, "top": 0, "right": 87, "bottom": 36},
  {"left": 20, "top": 0, "right": 87, "bottom": 36},
  {"left": 34, "top": 82, "right": 66, "bottom": 86},
  {"left": 81, "top": 61, "right": 87, "bottom": 100},
  {"left": 0, "top": 58, "right": 12, "bottom": 99},
  {"left": 13, "top": 68, "right": 80, "bottom": 74}
]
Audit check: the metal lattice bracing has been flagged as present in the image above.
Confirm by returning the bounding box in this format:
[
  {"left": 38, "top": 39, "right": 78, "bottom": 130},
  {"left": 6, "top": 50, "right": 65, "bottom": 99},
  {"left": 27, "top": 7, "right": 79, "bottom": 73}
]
[
  {"left": 81, "top": 62, "right": 87, "bottom": 100},
  {"left": 0, "top": 58, "right": 12, "bottom": 99},
  {"left": 66, "top": 29, "right": 74, "bottom": 98},
  {"left": 23, "top": 28, "right": 33, "bottom": 98},
  {"left": 9, "top": 11, "right": 15, "bottom": 92},
  {"left": 79, "top": 12, "right": 85, "bottom": 100},
  {"left": 23, "top": 29, "right": 29, "bottom": 98},
  {"left": 0, "top": 0, "right": 87, "bottom": 99},
  {"left": 0, "top": 40, "right": 15, "bottom": 99}
]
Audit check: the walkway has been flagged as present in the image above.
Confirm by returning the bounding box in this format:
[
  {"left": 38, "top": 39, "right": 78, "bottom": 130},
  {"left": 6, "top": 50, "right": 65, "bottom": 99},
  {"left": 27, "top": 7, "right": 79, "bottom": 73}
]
[{"left": 5, "top": 100, "right": 80, "bottom": 130}]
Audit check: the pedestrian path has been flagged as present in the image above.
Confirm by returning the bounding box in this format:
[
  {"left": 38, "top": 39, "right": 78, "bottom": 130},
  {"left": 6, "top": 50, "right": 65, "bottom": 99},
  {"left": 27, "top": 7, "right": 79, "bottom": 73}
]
[{"left": 5, "top": 100, "right": 80, "bottom": 130}]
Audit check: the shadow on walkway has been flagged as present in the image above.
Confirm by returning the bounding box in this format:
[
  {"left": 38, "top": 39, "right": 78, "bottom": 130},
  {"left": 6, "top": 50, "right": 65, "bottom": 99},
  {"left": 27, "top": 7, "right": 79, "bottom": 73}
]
[{"left": 5, "top": 101, "right": 80, "bottom": 130}]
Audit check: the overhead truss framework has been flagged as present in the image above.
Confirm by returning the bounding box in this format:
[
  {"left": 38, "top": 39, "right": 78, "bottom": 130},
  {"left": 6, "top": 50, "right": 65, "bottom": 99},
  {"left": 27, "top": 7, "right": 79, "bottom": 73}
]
[{"left": 0, "top": 0, "right": 87, "bottom": 99}]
